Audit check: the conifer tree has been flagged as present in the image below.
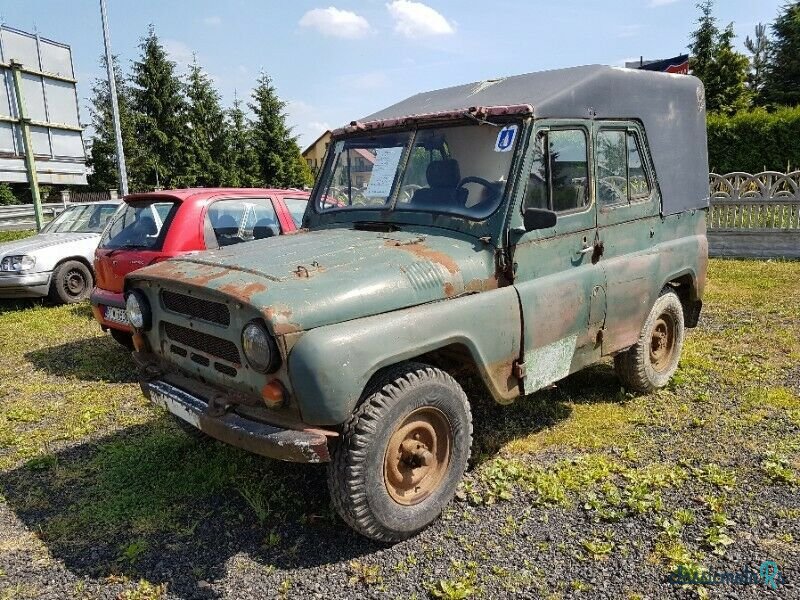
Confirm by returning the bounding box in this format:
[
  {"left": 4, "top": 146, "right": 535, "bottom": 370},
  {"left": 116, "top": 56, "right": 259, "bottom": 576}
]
[
  {"left": 248, "top": 72, "right": 312, "bottom": 188},
  {"left": 130, "top": 25, "right": 190, "bottom": 188},
  {"left": 688, "top": 0, "right": 750, "bottom": 114},
  {"left": 745, "top": 23, "right": 770, "bottom": 101},
  {"left": 220, "top": 95, "right": 260, "bottom": 187},
  {"left": 762, "top": 2, "right": 800, "bottom": 106},
  {"left": 184, "top": 57, "right": 227, "bottom": 186},
  {"left": 87, "top": 55, "right": 141, "bottom": 192}
]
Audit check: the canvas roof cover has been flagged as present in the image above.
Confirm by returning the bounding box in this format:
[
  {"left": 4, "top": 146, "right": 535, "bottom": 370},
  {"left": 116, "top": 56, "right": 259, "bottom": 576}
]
[{"left": 360, "top": 65, "right": 709, "bottom": 215}]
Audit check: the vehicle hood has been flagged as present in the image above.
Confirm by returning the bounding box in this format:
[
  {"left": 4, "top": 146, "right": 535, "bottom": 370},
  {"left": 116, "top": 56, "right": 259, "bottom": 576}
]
[
  {"left": 0, "top": 233, "right": 99, "bottom": 257},
  {"left": 132, "top": 227, "right": 499, "bottom": 334}
]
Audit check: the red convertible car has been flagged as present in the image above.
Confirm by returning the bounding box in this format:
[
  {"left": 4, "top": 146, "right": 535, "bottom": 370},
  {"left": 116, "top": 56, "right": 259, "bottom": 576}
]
[{"left": 91, "top": 188, "right": 309, "bottom": 347}]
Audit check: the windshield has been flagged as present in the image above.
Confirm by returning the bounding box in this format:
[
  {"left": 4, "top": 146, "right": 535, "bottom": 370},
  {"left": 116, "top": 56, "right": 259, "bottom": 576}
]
[
  {"left": 315, "top": 122, "right": 519, "bottom": 219},
  {"left": 99, "top": 200, "right": 178, "bottom": 250},
  {"left": 41, "top": 203, "right": 118, "bottom": 234}
]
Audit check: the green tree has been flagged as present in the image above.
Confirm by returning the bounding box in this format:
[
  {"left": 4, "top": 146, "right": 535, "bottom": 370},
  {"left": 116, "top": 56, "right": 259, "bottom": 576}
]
[
  {"left": 688, "top": 0, "right": 751, "bottom": 114},
  {"left": 184, "top": 57, "right": 228, "bottom": 187},
  {"left": 220, "top": 95, "right": 260, "bottom": 187},
  {"left": 86, "top": 54, "right": 142, "bottom": 192},
  {"left": 763, "top": 2, "right": 800, "bottom": 106},
  {"left": 745, "top": 23, "right": 770, "bottom": 101},
  {"left": 0, "top": 182, "right": 17, "bottom": 205},
  {"left": 248, "top": 72, "right": 311, "bottom": 188},
  {"left": 130, "top": 25, "right": 190, "bottom": 189}
]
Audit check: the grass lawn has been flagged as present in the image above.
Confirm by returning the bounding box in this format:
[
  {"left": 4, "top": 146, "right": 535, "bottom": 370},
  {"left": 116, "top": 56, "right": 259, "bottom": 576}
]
[{"left": 0, "top": 257, "right": 798, "bottom": 599}]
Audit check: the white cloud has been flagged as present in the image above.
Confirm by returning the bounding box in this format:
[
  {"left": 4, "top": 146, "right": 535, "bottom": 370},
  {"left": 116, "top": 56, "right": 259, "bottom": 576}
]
[
  {"left": 299, "top": 7, "right": 371, "bottom": 39},
  {"left": 387, "top": 0, "right": 455, "bottom": 38},
  {"left": 649, "top": 0, "right": 680, "bottom": 6},
  {"left": 163, "top": 39, "right": 194, "bottom": 70},
  {"left": 203, "top": 15, "right": 222, "bottom": 26}
]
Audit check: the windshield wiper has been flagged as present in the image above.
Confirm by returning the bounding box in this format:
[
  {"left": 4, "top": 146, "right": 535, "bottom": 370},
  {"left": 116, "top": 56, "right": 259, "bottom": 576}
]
[
  {"left": 463, "top": 111, "right": 501, "bottom": 127},
  {"left": 105, "top": 244, "right": 146, "bottom": 257}
]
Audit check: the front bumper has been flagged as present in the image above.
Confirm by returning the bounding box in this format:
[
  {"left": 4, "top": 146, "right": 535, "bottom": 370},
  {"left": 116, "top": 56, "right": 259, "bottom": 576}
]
[
  {"left": 144, "top": 378, "right": 331, "bottom": 463},
  {"left": 0, "top": 271, "right": 51, "bottom": 298}
]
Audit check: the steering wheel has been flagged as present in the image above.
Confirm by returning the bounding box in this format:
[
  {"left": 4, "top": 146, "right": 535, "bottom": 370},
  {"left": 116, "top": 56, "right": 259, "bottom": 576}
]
[{"left": 457, "top": 176, "right": 499, "bottom": 205}]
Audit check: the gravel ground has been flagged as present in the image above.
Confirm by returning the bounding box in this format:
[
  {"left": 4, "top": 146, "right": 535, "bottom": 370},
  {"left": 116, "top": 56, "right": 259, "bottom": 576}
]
[{"left": 0, "top": 260, "right": 798, "bottom": 600}]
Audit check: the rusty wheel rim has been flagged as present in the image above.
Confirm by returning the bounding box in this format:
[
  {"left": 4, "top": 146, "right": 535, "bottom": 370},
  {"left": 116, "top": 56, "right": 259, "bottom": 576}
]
[
  {"left": 649, "top": 314, "right": 676, "bottom": 372},
  {"left": 384, "top": 407, "right": 452, "bottom": 506}
]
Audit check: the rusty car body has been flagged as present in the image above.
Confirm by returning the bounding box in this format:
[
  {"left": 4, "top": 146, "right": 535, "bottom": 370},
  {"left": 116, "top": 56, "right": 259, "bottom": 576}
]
[{"left": 126, "top": 65, "right": 709, "bottom": 541}]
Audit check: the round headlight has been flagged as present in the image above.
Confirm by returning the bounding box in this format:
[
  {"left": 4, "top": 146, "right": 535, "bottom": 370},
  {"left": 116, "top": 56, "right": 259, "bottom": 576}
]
[
  {"left": 125, "top": 290, "right": 151, "bottom": 330},
  {"left": 242, "top": 321, "right": 277, "bottom": 373}
]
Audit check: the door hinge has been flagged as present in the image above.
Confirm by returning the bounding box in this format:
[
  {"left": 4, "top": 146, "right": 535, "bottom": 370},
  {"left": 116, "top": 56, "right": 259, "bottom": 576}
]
[{"left": 513, "top": 360, "right": 526, "bottom": 379}]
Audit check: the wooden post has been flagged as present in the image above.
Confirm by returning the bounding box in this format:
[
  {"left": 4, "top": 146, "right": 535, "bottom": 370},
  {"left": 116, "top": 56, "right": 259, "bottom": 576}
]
[{"left": 10, "top": 60, "right": 44, "bottom": 231}]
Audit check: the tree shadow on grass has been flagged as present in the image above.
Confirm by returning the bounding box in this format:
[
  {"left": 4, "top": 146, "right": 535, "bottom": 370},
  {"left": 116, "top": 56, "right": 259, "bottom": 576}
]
[
  {"left": 1, "top": 361, "right": 626, "bottom": 598},
  {"left": 1, "top": 418, "right": 386, "bottom": 599},
  {"left": 25, "top": 336, "right": 138, "bottom": 383}
]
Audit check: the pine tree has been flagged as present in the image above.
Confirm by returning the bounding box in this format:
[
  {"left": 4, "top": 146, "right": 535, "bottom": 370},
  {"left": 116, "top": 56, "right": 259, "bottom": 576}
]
[
  {"left": 248, "top": 72, "right": 311, "bottom": 188},
  {"left": 86, "top": 55, "right": 141, "bottom": 192},
  {"left": 220, "top": 95, "right": 260, "bottom": 187},
  {"left": 184, "top": 57, "right": 228, "bottom": 187},
  {"left": 745, "top": 23, "right": 770, "bottom": 101},
  {"left": 688, "top": 0, "right": 750, "bottom": 114},
  {"left": 130, "top": 25, "right": 190, "bottom": 189},
  {"left": 763, "top": 2, "right": 800, "bottom": 106}
]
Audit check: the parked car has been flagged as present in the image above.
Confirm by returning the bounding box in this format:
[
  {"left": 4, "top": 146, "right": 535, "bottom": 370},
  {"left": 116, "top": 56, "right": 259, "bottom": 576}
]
[
  {"left": 91, "top": 188, "right": 309, "bottom": 348},
  {"left": 125, "top": 65, "right": 709, "bottom": 541},
  {"left": 0, "top": 201, "right": 120, "bottom": 303}
]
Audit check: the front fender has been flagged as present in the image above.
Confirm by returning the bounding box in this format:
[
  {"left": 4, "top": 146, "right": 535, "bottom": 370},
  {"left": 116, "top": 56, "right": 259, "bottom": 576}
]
[{"left": 287, "top": 288, "right": 522, "bottom": 426}]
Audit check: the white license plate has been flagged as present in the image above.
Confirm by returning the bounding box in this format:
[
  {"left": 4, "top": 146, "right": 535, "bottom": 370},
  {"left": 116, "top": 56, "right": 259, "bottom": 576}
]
[{"left": 104, "top": 306, "right": 129, "bottom": 325}]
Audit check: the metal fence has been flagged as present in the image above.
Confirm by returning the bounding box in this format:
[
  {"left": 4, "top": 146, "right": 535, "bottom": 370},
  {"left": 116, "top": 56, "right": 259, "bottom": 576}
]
[
  {"left": 708, "top": 171, "right": 800, "bottom": 259},
  {"left": 0, "top": 190, "right": 115, "bottom": 231}
]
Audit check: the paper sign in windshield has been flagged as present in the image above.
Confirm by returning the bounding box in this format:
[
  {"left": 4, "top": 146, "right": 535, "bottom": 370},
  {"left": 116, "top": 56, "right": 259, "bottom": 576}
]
[
  {"left": 494, "top": 125, "right": 518, "bottom": 152},
  {"left": 365, "top": 147, "right": 404, "bottom": 197}
]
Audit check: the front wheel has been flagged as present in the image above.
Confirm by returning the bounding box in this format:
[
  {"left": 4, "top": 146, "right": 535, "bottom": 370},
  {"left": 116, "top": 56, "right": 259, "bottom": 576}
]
[
  {"left": 48, "top": 260, "right": 93, "bottom": 304},
  {"left": 614, "top": 289, "right": 685, "bottom": 393},
  {"left": 327, "top": 363, "right": 472, "bottom": 542}
]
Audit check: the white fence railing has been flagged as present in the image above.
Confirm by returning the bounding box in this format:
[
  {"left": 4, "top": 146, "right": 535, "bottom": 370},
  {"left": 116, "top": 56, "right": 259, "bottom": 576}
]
[
  {"left": 708, "top": 171, "right": 800, "bottom": 258},
  {"left": 0, "top": 202, "right": 67, "bottom": 232}
]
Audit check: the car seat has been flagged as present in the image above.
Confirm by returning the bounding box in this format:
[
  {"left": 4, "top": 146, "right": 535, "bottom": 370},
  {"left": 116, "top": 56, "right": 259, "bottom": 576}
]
[{"left": 411, "top": 159, "right": 468, "bottom": 208}]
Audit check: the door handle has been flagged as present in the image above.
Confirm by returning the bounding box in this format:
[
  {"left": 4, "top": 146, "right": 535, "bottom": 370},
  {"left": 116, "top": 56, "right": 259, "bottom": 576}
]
[{"left": 576, "top": 245, "right": 594, "bottom": 255}]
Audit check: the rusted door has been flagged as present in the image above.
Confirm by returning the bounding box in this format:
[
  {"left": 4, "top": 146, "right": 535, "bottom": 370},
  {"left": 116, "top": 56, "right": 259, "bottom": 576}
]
[{"left": 510, "top": 121, "right": 606, "bottom": 395}]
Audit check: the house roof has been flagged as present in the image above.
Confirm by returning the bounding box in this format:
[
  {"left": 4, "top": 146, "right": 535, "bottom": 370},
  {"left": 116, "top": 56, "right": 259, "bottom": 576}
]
[
  {"left": 302, "top": 129, "right": 332, "bottom": 157},
  {"left": 352, "top": 65, "right": 709, "bottom": 215}
]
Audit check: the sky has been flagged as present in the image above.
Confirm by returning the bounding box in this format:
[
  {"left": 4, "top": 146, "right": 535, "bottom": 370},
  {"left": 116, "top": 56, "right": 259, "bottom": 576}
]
[{"left": 1, "top": 0, "right": 786, "bottom": 150}]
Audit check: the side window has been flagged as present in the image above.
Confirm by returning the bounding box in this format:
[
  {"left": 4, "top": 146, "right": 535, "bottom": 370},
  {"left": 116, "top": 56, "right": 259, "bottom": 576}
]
[
  {"left": 628, "top": 132, "right": 651, "bottom": 199},
  {"left": 523, "top": 128, "right": 589, "bottom": 213},
  {"left": 207, "top": 199, "right": 278, "bottom": 247},
  {"left": 596, "top": 128, "right": 653, "bottom": 206},
  {"left": 596, "top": 130, "right": 628, "bottom": 206}
]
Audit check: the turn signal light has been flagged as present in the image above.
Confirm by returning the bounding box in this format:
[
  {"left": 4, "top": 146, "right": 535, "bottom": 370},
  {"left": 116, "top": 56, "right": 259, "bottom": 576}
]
[{"left": 261, "top": 380, "right": 285, "bottom": 408}]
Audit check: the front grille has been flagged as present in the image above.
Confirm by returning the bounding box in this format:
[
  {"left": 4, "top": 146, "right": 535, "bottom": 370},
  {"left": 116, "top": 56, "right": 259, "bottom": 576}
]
[
  {"left": 161, "top": 290, "right": 230, "bottom": 326},
  {"left": 163, "top": 322, "right": 240, "bottom": 364}
]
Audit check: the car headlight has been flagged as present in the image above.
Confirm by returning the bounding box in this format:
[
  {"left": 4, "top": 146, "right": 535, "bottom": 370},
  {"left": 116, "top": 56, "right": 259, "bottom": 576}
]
[
  {"left": 0, "top": 255, "right": 35, "bottom": 272},
  {"left": 242, "top": 321, "right": 278, "bottom": 373},
  {"left": 125, "top": 290, "right": 151, "bottom": 330}
]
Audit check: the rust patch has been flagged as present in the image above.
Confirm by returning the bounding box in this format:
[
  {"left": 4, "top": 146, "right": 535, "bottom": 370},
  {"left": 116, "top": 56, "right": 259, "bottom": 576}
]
[
  {"left": 141, "top": 260, "right": 229, "bottom": 287},
  {"left": 465, "top": 276, "right": 499, "bottom": 293},
  {"left": 483, "top": 357, "right": 521, "bottom": 403},
  {"left": 385, "top": 239, "right": 460, "bottom": 275},
  {"left": 444, "top": 282, "right": 456, "bottom": 297},
  {"left": 218, "top": 281, "right": 268, "bottom": 303},
  {"left": 264, "top": 306, "right": 302, "bottom": 335}
]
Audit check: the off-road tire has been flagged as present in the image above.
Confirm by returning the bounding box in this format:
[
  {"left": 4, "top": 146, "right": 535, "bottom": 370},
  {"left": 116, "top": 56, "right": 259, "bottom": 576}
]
[
  {"left": 48, "top": 260, "right": 93, "bottom": 304},
  {"left": 327, "top": 362, "right": 473, "bottom": 542},
  {"left": 614, "top": 288, "right": 685, "bottom": 393},
  {"left": 110, "top": 328, "right": 134, "bottom": 350}
]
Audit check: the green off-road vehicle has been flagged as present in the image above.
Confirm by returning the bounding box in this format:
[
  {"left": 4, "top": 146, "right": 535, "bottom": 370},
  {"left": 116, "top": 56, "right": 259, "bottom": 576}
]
[{"left": 127, "top": 65, "right": 709, "bottom": 541}]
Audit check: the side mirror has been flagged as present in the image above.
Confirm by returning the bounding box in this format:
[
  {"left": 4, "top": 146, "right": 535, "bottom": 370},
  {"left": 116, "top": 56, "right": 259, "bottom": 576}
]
[{"left": 523, "top": 208, "right": 557, "bottom": 231}]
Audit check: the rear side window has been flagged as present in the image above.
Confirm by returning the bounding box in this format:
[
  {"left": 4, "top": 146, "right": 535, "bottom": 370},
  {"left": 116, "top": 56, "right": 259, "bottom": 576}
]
[
  {"left": 523, "top": 129, "right": 590, "bottom": 213},
  {"left": 283, "top": 197, "right": 308, "bottom": 227},
  {"left": 596, "top": 128, "right": 653, "bottom": 206},
  {"left": 99, "top": 201, "right": 178, "bottom": 250},
  {"left": 207, "top": 198, "right": 279, "bottom": 247}
]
